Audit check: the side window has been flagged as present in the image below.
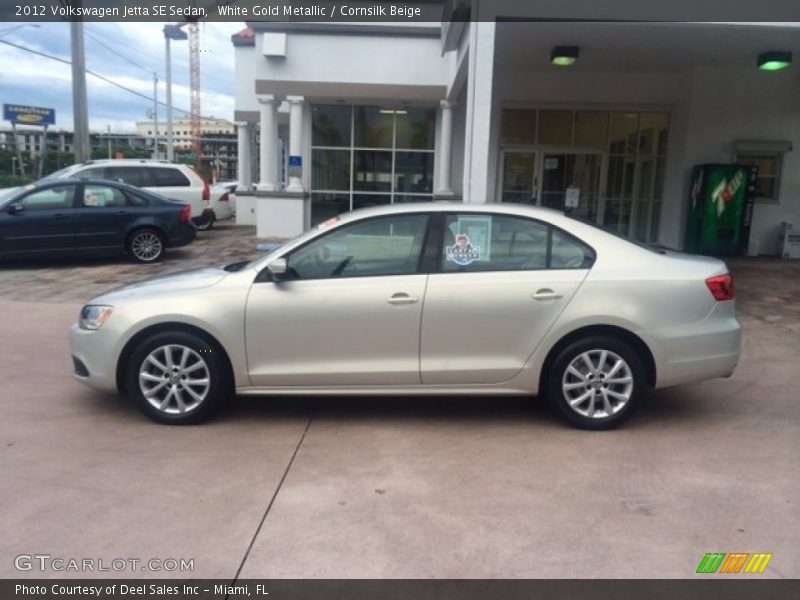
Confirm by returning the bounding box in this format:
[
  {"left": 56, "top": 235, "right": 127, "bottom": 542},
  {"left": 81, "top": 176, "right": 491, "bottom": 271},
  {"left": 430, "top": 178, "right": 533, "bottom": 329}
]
[
  {"left": 82, "top": 185, "right": 127, "bottom": 208},
  {"left": 442, "top": 214, "right": 549, "bottom": 271},
  {"left": 441, "top": 214, "right": 595, "bottom": 272},
  {"left": 550, "top": 229, "right": 594, "bottom": 269},
  {"left": 74, "top": 167, "right": 107, "bottom": 180},
  {"left": 106, "top": 167, "right": 146, "bottom": 188},
  {"left": 20, "top": 185, "right": 76, "bottom": 211},
  {"left": 287, "top": 214, "right": 429, "bottom": 280},
  {"left": 125, "top": 191, "right": 149, "bottom": 207},
  {"left": 151, "top": 167, "right": 191, "bottom": 187}
]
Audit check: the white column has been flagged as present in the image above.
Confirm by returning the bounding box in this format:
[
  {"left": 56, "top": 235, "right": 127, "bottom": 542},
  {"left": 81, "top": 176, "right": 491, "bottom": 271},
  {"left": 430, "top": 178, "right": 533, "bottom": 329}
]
[
  {"left": 256, "top": 95, "right": 279, "bottom": 192},
  {"left": 286, "top": 95, "right": 305, "bottom": 193},
  {"left": 235, "top": 121, "right": 252, "bottom": 191},
  {"left": 463, "top": 22, "right": 496, "bottom": 204},
  {"left": 437, "top": 100, "right": 454, "bottom": 196}
]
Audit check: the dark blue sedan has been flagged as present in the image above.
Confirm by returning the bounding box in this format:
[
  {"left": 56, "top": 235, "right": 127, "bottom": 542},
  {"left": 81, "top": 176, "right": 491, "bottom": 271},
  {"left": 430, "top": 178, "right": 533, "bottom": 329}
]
[{"left": 0, "top": 179, "right": 196, "bottom": 263}]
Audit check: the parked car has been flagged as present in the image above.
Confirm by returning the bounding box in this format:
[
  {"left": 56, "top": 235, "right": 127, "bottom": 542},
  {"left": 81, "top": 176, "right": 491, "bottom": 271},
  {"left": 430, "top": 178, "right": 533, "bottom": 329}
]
[
  {"left": 41, "top": 159, "right": 216, "bottom": 229},
  {"left": 205, "top": 181, "right": 237, "bottom": 228},
  {"left": 0, "top": 179, "right": 196, "bottom": 263},
  {"left": 70, "top": 203, "right": 741, "bottom": 429}
]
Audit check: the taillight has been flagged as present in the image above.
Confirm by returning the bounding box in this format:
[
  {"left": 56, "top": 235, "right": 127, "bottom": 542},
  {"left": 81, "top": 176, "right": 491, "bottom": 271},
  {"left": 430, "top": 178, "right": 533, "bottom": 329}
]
[
  {"left": 219, "top": 192, "right": 229, "bottom": 202},
  {"left": 180, "top": 204, "right": 191, "bottom": 223},
  {"left": 706, "top": 274, "right": 735, "bottom": 301},
  {"left": 202, "top": 180, "right": 210, "bottom": 204}
]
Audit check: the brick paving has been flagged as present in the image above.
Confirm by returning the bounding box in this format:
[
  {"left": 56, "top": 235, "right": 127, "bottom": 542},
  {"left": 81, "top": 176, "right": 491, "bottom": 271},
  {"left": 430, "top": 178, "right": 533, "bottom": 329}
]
[{"left": 1, "top": 229, "right": 799, "bottom": 326}]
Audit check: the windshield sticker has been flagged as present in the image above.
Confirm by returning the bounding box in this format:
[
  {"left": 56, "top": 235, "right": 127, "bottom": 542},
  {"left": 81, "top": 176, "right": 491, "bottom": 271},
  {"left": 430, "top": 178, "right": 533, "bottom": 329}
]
[
  {"left": 446, "top": 234, "right": 481, "bottom": 266},
  {"left": 317, "top": 216, "right": 340, "bottom": 230}
]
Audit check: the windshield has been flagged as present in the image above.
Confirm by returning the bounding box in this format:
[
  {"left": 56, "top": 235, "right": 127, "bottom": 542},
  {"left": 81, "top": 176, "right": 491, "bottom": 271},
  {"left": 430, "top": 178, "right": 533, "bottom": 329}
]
[
  {"left": 0, "top": 187, "right": 21, "bottom": 206},
  {"left": 39, "top": 166, "right": 77, "bottom": 182}
]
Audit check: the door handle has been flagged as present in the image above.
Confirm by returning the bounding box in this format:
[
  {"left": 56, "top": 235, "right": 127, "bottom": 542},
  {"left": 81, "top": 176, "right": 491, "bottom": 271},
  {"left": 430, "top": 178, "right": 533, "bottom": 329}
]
[
  {"left": 387, "top": 292, "right": 419, "bottom": 306},
  {"left": 532, "top": 288, "right": 563, "bottom": 301}
]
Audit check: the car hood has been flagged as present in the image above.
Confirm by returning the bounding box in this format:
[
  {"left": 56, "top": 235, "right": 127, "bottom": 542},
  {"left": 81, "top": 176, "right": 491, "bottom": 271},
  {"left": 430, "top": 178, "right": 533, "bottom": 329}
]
[{"left": 91, "top": 268, "right": 228, "bottom": 304}]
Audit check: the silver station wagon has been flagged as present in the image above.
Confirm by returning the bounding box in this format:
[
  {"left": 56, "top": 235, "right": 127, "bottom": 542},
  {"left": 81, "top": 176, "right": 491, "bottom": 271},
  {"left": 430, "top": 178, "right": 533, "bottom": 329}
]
[{"left": 70, "top": 203, "right": 741, "bottom": 429}]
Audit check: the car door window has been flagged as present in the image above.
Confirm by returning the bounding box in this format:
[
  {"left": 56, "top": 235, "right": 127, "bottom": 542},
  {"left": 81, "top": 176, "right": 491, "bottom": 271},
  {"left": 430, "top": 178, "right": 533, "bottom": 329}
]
[
  {"left": 442, "top": 213, "right": 549, "bottom": 271},
  {"left": 74, "top": 167, "right": 107, "bottom": 180},
  {"left": 82, "top": 185, "right": 127, "bottom": 208},
  {"left": 106, "top": 167, "right": 147, "bottom": 188},
  {"left": 550, "top": 228, "right": 595, "bottom": 269},
  {"left": 287, "top": 214, "right": 429, "bottom": 280},
  {"left": 19, "top": 185, "right": 76, "bottom": 211},
  {"left": 151, "top": 167, "right": 191, "bottom": 187}
]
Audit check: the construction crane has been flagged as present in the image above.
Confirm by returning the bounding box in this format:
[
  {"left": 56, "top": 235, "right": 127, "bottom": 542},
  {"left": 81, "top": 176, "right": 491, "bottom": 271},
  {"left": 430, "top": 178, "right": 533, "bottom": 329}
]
[{"left": 187, "top": 21, "right": 202, "bottom": 162}]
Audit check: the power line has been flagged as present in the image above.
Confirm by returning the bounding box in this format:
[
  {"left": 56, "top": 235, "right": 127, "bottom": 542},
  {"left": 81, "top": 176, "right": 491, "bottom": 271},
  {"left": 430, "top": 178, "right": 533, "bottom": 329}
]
[
  {"left": 0, "top": 38, "right": 229, "bottom": 121},
  {"left": 85, "top": 30, "right": 155, "bottom": 78}
]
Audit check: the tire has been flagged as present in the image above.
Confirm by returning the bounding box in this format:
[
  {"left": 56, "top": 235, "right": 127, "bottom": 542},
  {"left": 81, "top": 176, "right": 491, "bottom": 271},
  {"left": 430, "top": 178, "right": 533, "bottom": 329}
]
[
  {"left": 127, "top": 228, "right": 165, "bottom": 263},
  {"left": 546, "top": 335, "right": 646, "bottom": 430},
  {"left": 196, "top": 216, "right": 214, "bottom": 231},
  {"left": 124, "top": 331, "right": 230, "bottom": 425}
]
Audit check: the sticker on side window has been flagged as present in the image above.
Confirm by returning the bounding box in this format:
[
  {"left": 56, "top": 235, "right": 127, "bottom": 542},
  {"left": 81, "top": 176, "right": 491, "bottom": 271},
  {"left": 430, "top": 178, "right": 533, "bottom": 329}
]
[{"left": 446, "top": 233, "right": 481, "bottom": 266}]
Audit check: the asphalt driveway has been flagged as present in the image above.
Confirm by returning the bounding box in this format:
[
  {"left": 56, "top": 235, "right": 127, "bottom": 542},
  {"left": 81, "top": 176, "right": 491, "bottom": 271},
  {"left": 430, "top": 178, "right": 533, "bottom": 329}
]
[{"left": 0, "top": 233, "right": 798, "bottom": 579}]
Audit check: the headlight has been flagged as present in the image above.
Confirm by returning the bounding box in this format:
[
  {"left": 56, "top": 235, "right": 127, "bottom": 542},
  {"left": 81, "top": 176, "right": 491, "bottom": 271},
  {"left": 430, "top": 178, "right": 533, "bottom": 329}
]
[{"left": 79, "top": 305, "right": 114, "bottom": 330}]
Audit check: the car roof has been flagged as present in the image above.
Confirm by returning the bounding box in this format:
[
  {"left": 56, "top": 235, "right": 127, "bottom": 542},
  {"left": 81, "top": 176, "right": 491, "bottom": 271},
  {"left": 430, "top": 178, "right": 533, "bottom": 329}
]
[
  {"left": 27, "top": 178, "right": 157, "bottom": 195},
  {"left": 66, "top": 159, "right": 190, "bottom": 169}
]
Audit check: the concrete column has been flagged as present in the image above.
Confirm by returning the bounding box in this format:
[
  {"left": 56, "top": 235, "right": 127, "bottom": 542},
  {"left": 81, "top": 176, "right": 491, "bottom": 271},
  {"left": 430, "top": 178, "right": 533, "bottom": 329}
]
[
  {"left": 257, "top": 94, "right": 279, "bottom": 192},
  {"left": 437, "top": 100, "right": 454, "bottom": 196},
  {"left": 463, "top": 22, "right": 496, "bottom": 204},
  {"left": 286, "top": 95, "right": 305, "bottom": 193},
  {"left": 235, "top": 121, "right": 252, "bottom": 191}
]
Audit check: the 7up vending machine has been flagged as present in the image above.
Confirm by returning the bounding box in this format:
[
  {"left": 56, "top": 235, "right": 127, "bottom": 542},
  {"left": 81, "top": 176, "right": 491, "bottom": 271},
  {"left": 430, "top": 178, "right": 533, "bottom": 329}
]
[{"left": 685, "top": 164, "right": 757, "bottom": 255}]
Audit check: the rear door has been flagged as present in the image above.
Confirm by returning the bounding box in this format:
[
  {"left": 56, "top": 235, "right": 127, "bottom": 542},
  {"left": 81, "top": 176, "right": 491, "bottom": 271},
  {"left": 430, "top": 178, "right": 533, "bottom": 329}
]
[
  {"left": 0, "top": 184, "right": 78, "bottom": 255},
  {"left": 73, "top": 183, "right": 134, "bottom": 249},
  {"left": 420, "top": 212, "right": 594, "bottom": 385}
]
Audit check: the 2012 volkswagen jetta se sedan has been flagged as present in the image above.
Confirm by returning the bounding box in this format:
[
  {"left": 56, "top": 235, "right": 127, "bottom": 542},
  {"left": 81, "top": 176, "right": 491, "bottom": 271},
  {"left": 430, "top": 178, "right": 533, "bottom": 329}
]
[{"left": 69, "top": 203, "right": 741, "bottom": 429}]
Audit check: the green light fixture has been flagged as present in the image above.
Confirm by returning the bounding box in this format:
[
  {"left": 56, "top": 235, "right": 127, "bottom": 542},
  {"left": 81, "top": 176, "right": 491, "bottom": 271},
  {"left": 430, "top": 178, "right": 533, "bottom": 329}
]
[
  {"left": 551, "top": 46, "right": 579, "bottom": 67},
  {"left": 758, "top": 51, "right": 792, "bottom": 71}
]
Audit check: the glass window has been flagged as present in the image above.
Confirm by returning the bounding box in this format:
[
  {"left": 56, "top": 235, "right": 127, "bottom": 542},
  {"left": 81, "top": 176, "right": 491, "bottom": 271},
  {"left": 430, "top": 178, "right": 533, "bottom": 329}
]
[
  {"left": 609, "top": 113, "right": 639, "bottom": 155},
  {"left": 312, "top": 149, "right": 350, "bottom": 191},
  {"left": 537, "top": 110, "right": 572, "bottom": 146},
  {"left": 573, "top": 111, "right": 608, "bottom": 148},
  {"left": 311, "top": 193, "right": 350, "bottom": 227},
  {"left": 74, "top": 167, "right": 107, "bottom": 180},
  {"left": 126, "top": 191, "right": 149, "bottom": 207},
  {"left": 501, "top": 110, "right": 536, "bottom": 145},
  {"left": 106, "top": 166, "right": 147, "bottom": 187},
  {"left": 394, "top": 152, "right": 433, "bottom": 194},
  {"left": 395, "top": 107, "right": 435, "bottom": 149},
  {"left": 353, "top": 150, "right": 392, "bottom": 192},
  {"left": 20, "top": 185, "right": 76, "bottom": 211},
  {"left": 288, "top": 213, "right": 429, "bottom": 280},
  {"left": 312, "top": 105, "right": 351, "bottom": 147},
  {"left": 736, "top": 154, "right": 781, "bottom": 202},
  {"left": 82, "top": 185, "right": 126, "bottom": 208},
  {"left": 442, "top": 214, "right": 549, "bottom": 272},
  {"left": 353, "top": 194, "right": 392, "bottom": 211},
  {"left": 354, "top": 106, "right": 393, "bottom": 148},
  {"left": 638, "top": 113, "right": 669, "bottom": 156},
  {"left": 150, "top": 167, "right": 191, "bottom": 187},
  {"left": 550, "top": 229, "right": 594, "bottom": 269}
]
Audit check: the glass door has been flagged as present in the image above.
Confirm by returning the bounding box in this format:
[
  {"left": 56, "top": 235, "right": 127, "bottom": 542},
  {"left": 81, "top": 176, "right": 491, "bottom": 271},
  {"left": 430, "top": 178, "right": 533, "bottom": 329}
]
[
  {"left": 539, "top": 153, "right": 603, "bottom": 222},
  {"left": 500, "top": 151, "right": 536, "bottom": 204}
]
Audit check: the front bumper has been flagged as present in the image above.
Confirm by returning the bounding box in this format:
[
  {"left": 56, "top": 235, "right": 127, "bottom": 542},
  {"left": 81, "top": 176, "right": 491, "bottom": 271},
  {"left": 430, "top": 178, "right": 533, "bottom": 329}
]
[{"left": 69, "top": 323, "right": 121, "bottom": 393}]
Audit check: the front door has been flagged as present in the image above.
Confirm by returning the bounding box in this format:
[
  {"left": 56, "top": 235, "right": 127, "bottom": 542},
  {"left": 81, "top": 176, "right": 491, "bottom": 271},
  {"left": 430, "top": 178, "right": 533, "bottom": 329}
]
[
  {"left": 0, "top": 183, "right": 77, "bottom": 256},
  {"left": 245, "top": 213, "right": 430, "bottom": 386},
  {"left": 420, "top": 212, "right": 593, "bottom": 385},
  {"left": 74, "top": 183, "right": 132, "bottom": 249}
]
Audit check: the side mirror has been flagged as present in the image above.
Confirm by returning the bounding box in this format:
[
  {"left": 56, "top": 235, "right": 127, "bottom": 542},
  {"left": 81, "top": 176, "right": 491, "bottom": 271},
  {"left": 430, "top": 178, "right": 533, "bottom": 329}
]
[
  {"left": 267, "top": 257, "right": 288, "bottom": 279},
  {"left": 6, "top": 202, "right": 24, "bottom": 215}
]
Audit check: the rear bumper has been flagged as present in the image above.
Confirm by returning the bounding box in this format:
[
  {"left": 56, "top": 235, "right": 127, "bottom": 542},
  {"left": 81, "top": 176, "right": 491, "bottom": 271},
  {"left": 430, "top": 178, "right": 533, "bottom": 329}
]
[
  {"left": 643, "top": 302, "right": 742, "bottom": 388},
  {"left": 168, "top": 222, "right": 197, "bottom": 248}
]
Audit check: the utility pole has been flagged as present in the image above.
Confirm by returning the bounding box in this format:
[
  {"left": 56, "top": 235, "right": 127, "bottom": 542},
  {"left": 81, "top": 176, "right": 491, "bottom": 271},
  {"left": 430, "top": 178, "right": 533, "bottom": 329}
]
[
  {"left": 70, "top": 19, "right": 90, "bottom": 163},
  {"left": 107, "top": 125, "right": 111, "bottom": 159},
  {"left": 152, "top": 73, "right": 159, "bottom": 159},
  {"left": 164, "top": 24, "right": 187, "bottom": 162}
]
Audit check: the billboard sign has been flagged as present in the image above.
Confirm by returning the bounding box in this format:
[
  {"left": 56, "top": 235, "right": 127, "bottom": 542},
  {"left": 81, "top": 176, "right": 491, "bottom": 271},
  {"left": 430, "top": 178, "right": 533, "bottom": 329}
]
[{"left": 3, "top": 104, "right": 55, "bottom": 126}]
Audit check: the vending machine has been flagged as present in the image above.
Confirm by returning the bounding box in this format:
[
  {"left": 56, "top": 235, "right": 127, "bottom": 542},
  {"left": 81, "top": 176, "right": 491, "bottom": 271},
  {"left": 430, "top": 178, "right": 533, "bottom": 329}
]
[{"left": 684, "top": 164, "right": 757, "bottom": 256}]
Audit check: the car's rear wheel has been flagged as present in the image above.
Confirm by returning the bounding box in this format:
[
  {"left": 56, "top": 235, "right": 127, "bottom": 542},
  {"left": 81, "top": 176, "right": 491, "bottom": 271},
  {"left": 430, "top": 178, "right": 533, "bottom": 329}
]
[
  {"left": 196, "top": 215, "right": 214, "bottom": 231},
  {"left": 546, "top": 335, "right": 645, "bottom": 430},
  {"left": 125, "top": 331, "right": 229, "bottom": 424},
  {"left": 127, "top": 228, "right": 165, "bottom": 263}
]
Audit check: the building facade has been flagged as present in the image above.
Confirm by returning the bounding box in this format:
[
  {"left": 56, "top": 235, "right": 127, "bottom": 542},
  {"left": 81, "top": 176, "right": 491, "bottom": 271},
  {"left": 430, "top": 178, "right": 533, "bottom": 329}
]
[{"left": 232, "top": 11, "right": 800, "bottom": 254}]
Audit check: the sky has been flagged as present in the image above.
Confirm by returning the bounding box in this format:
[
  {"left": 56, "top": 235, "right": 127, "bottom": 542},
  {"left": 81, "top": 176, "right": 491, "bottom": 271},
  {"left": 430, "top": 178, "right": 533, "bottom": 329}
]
[{"left": 0, "top": 21, "right": 244, "bottom": 133}]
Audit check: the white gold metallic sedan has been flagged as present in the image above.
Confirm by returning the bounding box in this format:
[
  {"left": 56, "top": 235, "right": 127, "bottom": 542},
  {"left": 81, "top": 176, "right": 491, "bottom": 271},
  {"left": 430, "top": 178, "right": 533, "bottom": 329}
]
[{"left": 70, "top": 203, "right": 741, "bottom": 429}]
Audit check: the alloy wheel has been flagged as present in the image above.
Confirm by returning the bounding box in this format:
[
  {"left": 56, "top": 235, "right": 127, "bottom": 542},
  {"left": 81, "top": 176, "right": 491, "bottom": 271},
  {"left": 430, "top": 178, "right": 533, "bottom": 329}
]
[
  {"left": 561, "top": 349, "right": 634, "bottom": 419},
  {"left": 138, "top": 344, "right": 211, "bottom": 415},
  {"left": 131, "top": 231, "right": 163, "bottom": 262}
]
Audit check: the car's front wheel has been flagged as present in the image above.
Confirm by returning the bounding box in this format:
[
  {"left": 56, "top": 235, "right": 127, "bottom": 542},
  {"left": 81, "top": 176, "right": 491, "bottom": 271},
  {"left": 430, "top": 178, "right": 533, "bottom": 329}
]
[
  {"left": 127, "top": 228, "right": 165, "bottom": 263},
  {"left": 125, "top": 331, "right": 229, "bottom": 424},
  {"left": 546, "top": 335, "right": 645, "bottom": 430}
]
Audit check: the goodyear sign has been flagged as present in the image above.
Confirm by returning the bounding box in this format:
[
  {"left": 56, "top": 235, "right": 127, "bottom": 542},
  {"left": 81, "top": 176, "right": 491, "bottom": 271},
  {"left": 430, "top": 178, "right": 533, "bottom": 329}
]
[{"left": 3, "top": 104, "right": 55, "bottom": 126}]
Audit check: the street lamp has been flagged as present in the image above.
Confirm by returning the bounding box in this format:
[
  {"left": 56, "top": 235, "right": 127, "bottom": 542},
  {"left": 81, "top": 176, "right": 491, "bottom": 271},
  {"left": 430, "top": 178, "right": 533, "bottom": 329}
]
[{"left": 163, "top": 24, "right": 187, "bottom": 162}]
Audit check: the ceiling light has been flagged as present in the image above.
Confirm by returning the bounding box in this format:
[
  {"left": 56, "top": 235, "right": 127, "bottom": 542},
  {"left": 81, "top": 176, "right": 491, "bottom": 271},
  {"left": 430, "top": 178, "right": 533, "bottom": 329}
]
[
  {"left": 758, "top": 51, "right": 792, "bottom": 71},
  {"left": 551, "top": 46, "right": 579, "bottom": 67}
]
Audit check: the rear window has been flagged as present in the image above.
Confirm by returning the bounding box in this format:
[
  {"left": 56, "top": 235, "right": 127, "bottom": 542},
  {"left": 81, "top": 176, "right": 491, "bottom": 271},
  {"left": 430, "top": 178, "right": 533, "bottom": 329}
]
[{"left": 150, "top": 167, "right": 191, "bottom": 187}]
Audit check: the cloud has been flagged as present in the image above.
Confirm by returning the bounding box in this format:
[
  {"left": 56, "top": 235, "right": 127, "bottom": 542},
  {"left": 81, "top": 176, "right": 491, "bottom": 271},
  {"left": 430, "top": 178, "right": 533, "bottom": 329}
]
[{"left": 0, "top": 21, "right": 242, "bottom": 132}]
